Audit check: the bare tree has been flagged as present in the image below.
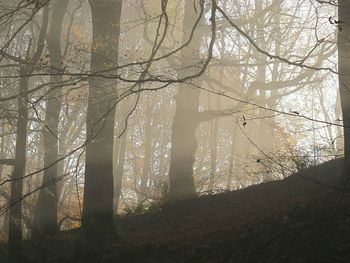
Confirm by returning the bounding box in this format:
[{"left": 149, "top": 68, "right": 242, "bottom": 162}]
[
  {"left": 32, "top": 0, "right": 69, "bottom": 239},
  {"left": 338, "top": 0, "right": 350, "bottom": 183},
  {"left": 168, "top": 0, "right": 207, "bottom": 201},
  {"left": 82, "top": 0, "right": 122, "bottom": 241},
  {"left": 8, "top": 3, "right": 49, "bottom": 253}
]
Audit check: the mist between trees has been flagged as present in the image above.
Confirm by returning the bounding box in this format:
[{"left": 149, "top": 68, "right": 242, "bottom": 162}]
[{"left": 0, "top": 0, "right": 348, "bottom": 253}]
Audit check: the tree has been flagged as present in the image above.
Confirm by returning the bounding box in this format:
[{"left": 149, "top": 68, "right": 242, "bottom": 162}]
[
  {"left": 82, "top": 0, "right": 122, "bottom": 241},
  {"left": 338, "top": 0, "right": 350, "bottom": 183},
  {"left": 113, "top": 98, "right": 130, "bottom": 211},
  {"left": 32, "top": 0, "right": 68, "bottom": 239},
  {"left": 8, "top": 3, "right": 49, "bottom": 253},
  {"left": 0, "top": 0, "right": 341, "bottom": 251},
  {"left": 168, "top": 0, "right": 206, "bottom": 201}
]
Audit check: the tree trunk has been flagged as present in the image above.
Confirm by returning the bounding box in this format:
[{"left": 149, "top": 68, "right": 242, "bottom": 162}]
[
  {"left": 208, "top": 95, "right": 219, "bottom": 191},
  {"left": 338, "top": 0, "right": 350, "bottom": 184},
  {"left": 8, "top": 5, "right": 48, "bottom": 251},
  {"left": 82, "top": 0, "right": 122, "bottom": 241},
  {"left": 33, "top": 0, "right": 68, "bottom": 238},
  {"left": 139, "top": 97, "right": 153, "bottom": 203},
  {"left": 114, "top": 100, "right": 130, "bottom": 212},
  {"left": 255, "top": 0, "right": 268, "bottom": 148},
  {"left": 0, "top": 123, "right": 6, "bottom": 180},
  {"left": 8, "top": 71, "right": 29, "bottom": 252},
  {"left": 57, "top": 106, "right": 81, "bottom": 198},
  {"left": 335, "top": 91, "right": 343, "bottom": 154},
  {"left": 226, "top": 126, "right": 237, "bottom": 191},
  {"left": 168, "top": 0, "right": 204, "bottom": 201},
  {"left": 113, "top": 130, "right": 127, "bottom": 212}
]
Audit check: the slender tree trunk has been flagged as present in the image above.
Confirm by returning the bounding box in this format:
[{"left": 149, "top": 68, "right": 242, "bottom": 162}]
[
  {"left": 8, "top": 71, "right": 29, "bottom": 252},
  {"left": 168, "top": 0, "right": 204, "bottom": 201},
  {"left": 335, "top": 91, "right": 343, "bottom": 154},
  {"left": 114, "top": 129, "right": 127, "bottom": 212},
  {"left": 139, "top": 97, "right": 153, "bottom": 202},
  {"left": 208, "top": 95, "right": 219, "bottom": 191},
  {"left": 338, "top": 0, "right": 350, "bottom": 183},
  {"left": 255, "top": 0, "right": 268, "bottom": 148},
  {"left": 113, "top": 100, "right": 130, "bottom": 212},
  {"left": 226, "top": 126, "right": 237, "bottom": 191},
  {"left": 2, "top": 209, "right": 9, "bottom": 243},
  {"left": 0, "top": 124, "right": 5, "bottom": 179},
  {"left": 8, "top": 5, "right": 48, "bottom": 252},
  {"left": 57, "top": 106, "right": 81, "bottom": 198},
  {"left": 33, "top": 0, "right": 68, "bottom": 238},
  {"left": 82, "top": 0, "right": 122, "bottom": 241},
  {"left": 266, "top": 3, "right": 281, "bottom": 148}
]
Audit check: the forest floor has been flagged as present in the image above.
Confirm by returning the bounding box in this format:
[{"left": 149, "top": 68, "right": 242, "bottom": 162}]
[{"left": 2, "top": 158, "right": 350, "bottom": 263}]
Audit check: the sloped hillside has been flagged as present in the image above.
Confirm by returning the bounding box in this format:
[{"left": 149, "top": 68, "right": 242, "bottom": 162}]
[
  {"left": 2, "top": 158, "right": 350, "bottom": 263},
  {"left": 113, "top": 158, "right": 350, "bottom": 262}
]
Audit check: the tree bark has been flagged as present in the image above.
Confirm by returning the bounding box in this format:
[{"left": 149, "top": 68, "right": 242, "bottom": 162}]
[
  {"left": 168, "top": 0, "right": 205, "bottom": 201},
  {"left": 255, "top": 0, "right": 268, "bottom": 148},
  {"left": 338, "top": 0, "right": 350, "bottom": 184},
  {"left": 226, "top": 126, "right": 237, "bottom": 191},
  {"left": 8, "top": 3, "right": 49, "bottom": 250},
  {"left": 82, "top": 0, "right": 122, "bottom": 241},
  {"left": 113, "top": 99, "right": 129, "bottom": 212},
  {"left": 8, "top": 72, "right": 29, "bottom": 252},
  {"left": 139, "top": 97, "right": 153, "bottom": 203},
  {"left": 33, "top": 0, "right": 68, "bottom": 238},
  {"left": 208, "top": 95, "right": 219, "bottom": 191}
]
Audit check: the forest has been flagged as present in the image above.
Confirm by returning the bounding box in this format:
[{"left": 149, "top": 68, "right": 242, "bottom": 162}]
[{"left": 0, "top": 0, "right": 349, "bottom": 262}]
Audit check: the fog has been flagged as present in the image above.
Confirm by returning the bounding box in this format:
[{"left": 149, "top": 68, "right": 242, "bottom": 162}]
[{"left": 0, "top": 0, "right": 348, "bottom": 262}]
